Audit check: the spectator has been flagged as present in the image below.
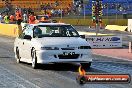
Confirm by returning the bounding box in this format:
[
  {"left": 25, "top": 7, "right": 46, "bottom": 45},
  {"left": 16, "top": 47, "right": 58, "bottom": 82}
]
[
  {"left": 23, "top": 7, "right": 27, "bottom": 14},
  {"left": 5, "top": 7, "right": 10, "bottom": 14},
  {"left": 10, "top": 14, "right": 15, "bottom": 24},
  {"left": 40, "top": 16, "right": 46, "bottom": 22},
  {"left": 54, "top": 1, "right": 59, "bottom": 7},
  {"left": 58, "top": 9, "right": 61, "bottom": 17},
  {"left": 23, "top": 13, "right": 28, "bottom": 23},
  {"left": 4, "top": 13, "right": 9, "bottom": 24},
  {"left": 47, "top": 12, "right": 51, "bottom": 18},
  {"left": 15, "top": 6, "right": 19, "bottom": 12},
  {"left": 72, "top": 5, "right": 77, "bottom": 15},
  {"left": 28, "top": 12, "right": 35, "bottom": 24},
  {"left": 0, "top": 13, "right": 2, "bottom": 23},
  {"left": 51, "top": 9, "right": 55, "bottom": 16},
  {"left": 15, "top": 10, "right": 22, "bottom": 25},
  {"left": 28, "top": 7, "right": 32, "bottom": 14}
]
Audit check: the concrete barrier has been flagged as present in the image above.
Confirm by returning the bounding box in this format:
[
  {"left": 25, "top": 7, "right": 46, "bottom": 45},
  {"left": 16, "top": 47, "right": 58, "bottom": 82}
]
[
  {"left": 105, "top": 25, "right": 128, "bottom": 31},
  {"left": 0, "top": 24, "right": 22, "bottom": 37}
]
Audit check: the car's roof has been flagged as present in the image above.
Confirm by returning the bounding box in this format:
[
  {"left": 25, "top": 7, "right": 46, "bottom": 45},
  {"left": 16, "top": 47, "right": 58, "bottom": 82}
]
[{"left": 30, "top": 23, "right": 70, "bottom": 26}]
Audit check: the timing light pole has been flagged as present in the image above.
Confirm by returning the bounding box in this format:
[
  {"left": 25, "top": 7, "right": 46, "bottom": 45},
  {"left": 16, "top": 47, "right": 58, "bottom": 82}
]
[{"left": 92, "top": 0, "right": 103, "bottom": 36}]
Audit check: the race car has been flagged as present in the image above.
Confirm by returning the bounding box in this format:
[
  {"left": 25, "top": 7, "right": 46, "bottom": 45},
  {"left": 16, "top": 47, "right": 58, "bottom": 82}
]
[{"left": 14, "top": 23, "right": 93, "bottom": 69}]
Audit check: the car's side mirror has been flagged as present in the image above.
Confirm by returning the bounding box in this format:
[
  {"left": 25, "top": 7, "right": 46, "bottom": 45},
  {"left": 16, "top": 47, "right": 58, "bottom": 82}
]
[
  {"left": 80, "top": 35, "right": 85, "bottom": 39},
  {"left": 24, "top": 35, "right": 32, "bottom": 40}
]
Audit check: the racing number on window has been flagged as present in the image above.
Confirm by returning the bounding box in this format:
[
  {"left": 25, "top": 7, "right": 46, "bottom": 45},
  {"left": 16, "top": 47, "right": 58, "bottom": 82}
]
[{"left": 66, "top": 31, "right": 70, "bottom": 36}]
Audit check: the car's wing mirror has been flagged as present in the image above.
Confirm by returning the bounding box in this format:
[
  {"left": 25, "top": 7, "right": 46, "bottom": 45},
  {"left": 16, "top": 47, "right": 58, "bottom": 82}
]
[
  {"left": 24, "top": 35, "right": 32, "bottom": 40},
  {"left": 80, "top": 35, "right": 85, "bottom": 39}
]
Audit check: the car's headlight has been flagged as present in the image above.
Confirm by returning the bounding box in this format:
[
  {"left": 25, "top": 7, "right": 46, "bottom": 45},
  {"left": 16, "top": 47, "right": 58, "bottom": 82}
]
[
  {"left": 41, "top": 47, "right": 59, "bottom": 50},
  {"left": 78, "top": 46, "right": 91, "bottom": 49}
]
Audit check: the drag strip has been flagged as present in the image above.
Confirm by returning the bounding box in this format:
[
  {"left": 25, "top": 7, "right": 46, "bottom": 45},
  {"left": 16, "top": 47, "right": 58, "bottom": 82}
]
[{"left": 0, "top": 36, "right": 132, "bottom": 88}]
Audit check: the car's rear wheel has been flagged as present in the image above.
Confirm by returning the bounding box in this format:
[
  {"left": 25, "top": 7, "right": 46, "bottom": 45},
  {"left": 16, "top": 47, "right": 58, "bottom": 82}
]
[
  {"left": 80, "top": 62, "right": 91, "bottom": 69},
  {"left": 32, "top": 49, "right": 37, "bottom": 69},
  {"left": 16, "top": 47, "right": 21, "bottom": 63}
]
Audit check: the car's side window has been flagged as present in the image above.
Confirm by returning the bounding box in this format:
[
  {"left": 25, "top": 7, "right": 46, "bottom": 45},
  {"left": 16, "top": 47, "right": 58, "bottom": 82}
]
[
  {"left": 24, "top": 25, "right": 33, "bottom": 36},
  {"left": 33, "top": 26, "right": 43, "bottom": 38},
  {"left": 19, "top": 25, "right": 33, "bottom": 39}
]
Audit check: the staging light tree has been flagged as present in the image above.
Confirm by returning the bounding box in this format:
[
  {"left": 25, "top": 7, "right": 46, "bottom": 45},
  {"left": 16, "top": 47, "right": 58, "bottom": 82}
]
[{"left": 92, "top": 0, "right": 103, "bottom": 35}]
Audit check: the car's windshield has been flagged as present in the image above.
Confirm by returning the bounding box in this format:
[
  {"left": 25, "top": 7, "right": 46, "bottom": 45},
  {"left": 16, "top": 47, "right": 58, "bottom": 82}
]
[{"left": 33, "top": 25, "right": 80, "bottom": 38}]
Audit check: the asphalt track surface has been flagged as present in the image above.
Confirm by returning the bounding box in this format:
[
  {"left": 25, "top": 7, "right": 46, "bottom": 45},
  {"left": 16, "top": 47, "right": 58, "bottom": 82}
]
[{"left": 0, "top": 34, "right": 132, "bottom": 88}]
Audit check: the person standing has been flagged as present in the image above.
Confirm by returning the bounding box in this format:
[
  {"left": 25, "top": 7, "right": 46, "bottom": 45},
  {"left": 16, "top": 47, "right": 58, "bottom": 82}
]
[
  {"left": 4, "top": 13, "right": 9, "bottom": 24},
  {"left": 28, "top": 12, "right": 35, "bottom": 24},
  {"left": 15, "top": 10, "right": 22, "bottom": 25},
  {"left": 10, "top": 14, "right": 15, "bottom": 24},
  {"left": 0, "top": 13, "right": 2, "bottom": 23},
  {"left": 23, "top": 13, "right": 28, "bottom": 23}
]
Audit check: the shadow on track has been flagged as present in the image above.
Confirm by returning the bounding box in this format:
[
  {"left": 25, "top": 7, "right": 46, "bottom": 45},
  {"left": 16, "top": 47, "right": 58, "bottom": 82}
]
[
  {"left": 19, "top": 62, "right": 105, "bottom": 73},
  {"left": 37, "top": 63, "right": 80, "bottom": 72}
]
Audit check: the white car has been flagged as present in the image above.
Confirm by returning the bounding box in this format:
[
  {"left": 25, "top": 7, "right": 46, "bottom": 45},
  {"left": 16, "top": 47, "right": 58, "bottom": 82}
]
[{"left": 14, "top": 23, "right": 93, "bottom": 69}]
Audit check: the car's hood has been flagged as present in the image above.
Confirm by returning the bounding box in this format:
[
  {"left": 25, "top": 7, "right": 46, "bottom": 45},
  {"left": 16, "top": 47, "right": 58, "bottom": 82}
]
[{"left": 32, "top": 37, "right": 89, "bottom": 46}]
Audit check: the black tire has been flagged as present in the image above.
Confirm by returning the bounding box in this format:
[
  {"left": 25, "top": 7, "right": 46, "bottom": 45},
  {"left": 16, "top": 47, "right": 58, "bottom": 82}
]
[
  {"left": 16, "top": 47, "right": 21, "bottom": 63},
  {"left": 80, "top": 62, "right": 91, "bottom": 69},
  {"left": 76, "top": 75, "right": 87, "bottom": 85},
  {"left": 31, "top": 49, "right": 37, "bottom": 69}
]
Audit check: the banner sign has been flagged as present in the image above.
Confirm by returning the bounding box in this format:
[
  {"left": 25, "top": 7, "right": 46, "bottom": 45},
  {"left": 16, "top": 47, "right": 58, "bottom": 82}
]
[
  {"left": 77, "top": 66, "right": 130, "bottom": 85},
  {"left": 76, "top": 74, "right": 130, "bottom": 84},
  {"left": 86, "top": 36, "right": 122, "bottom": 48}
]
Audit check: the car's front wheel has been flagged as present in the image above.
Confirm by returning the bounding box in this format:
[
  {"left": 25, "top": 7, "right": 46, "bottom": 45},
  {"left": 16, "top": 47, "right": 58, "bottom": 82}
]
[
  {"left": 80, "top": 62, "right": 91, "bottom": 69},
  {"left": 31, "top": 49, "right": 37, "bottom": 69},
  {"left": 16, "top": 47, "right": 21, "bottom": 63}
]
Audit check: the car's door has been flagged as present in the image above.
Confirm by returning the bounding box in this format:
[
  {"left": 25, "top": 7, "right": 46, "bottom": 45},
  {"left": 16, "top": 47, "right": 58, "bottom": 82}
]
[
  {"left": 19, "top": 25, "right": 34, "bottom": 60},
  {"left": 22, "top": 36, "right": 32, "bottom": 60},
  {"left": 18, "top": 32, "right": 26, "bottom": 59}
]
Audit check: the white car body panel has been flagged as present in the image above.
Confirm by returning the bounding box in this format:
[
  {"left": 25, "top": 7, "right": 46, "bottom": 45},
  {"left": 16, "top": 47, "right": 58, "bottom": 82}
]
[{"left": 14, "top": 23, "right": 93, "bottom": 64}]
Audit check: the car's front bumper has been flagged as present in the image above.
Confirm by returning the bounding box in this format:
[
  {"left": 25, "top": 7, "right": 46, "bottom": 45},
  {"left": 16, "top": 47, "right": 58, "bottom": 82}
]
[{"left": 36, "top": 50, "right": 93, "bottom": 64}]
